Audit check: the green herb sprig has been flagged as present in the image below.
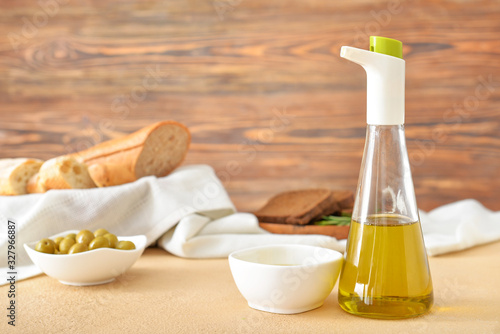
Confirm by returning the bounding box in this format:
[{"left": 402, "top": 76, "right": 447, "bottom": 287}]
[{"left": 314, "top": 212, "right": 352, "bottom": 226}]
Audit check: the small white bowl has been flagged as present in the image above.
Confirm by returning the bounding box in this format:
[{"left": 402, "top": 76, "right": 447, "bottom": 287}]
[
  {"left": 24, "top": 230, "right": 147, "bottom": 286},
  {"left": 228, "top": 244, "right": 343, "bottom": 314}
]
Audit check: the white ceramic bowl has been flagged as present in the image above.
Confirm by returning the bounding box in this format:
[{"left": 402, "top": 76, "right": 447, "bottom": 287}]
[
  {"left": 24, "top": 230, "right": 147, "bottom": 286},
  {"left": 228, "top": 244, "right": 343, "bottom": 314}
]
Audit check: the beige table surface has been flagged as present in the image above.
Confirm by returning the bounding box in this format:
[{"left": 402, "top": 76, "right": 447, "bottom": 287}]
[{"left": 2, "top": 241, "right": 500, "bottom": 334}]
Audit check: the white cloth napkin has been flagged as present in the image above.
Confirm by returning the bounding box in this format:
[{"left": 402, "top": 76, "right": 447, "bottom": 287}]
[
  {"left": 420, "top": 199, "right": 500, "bottom": 256},
  {"left": 158, "top": 212, "right": 341, "bottom": 258},
  {"left": 1, "top": 164, "right": 499, "bottom": 285}
]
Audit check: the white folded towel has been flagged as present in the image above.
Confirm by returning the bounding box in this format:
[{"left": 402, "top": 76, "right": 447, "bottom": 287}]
[
  {"left": 420, "top": 199, "right": 500, "bottom": 256},
  {"left": 158, "top": 212, "right": 341, "bottom": 258},
  {"left": 0, "top": 164, "right": 498, "bottom": 285}
]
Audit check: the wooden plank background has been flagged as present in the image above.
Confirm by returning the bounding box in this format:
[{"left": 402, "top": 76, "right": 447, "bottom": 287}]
[{"left": 0, "top": 0, "right": 499, "bottom": 212}]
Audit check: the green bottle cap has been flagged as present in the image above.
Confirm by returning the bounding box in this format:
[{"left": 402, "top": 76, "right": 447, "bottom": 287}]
[{"left": 369, "top": 36, "right": 403, "bottom": 59}]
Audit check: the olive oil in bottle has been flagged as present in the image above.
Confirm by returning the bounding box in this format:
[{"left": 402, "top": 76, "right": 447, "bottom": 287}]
[
  {"left": 338, "top": 216, "right": 433, "bottom": 319},
  {"left": 338, "top": 37, "right": 433, "bottom": 318}
]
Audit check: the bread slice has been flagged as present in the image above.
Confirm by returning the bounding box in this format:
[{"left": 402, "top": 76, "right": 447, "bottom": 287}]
[
  {"left": 331, "top": 190, "right": 355, "bottom": 215},
  {"left": 72, "top": 121, "right": 190, "bottom": 187},
  {"left": 0, "top": 158, "right": 43, "bottom": 195},
  {"left": 26, "top": 173, "right": 45, "bottom": 194},
  {"left": 254, "top": 189, "right": 342, "bottom": 225},
  {"left": 36, "top": 156, "right": 96, "bottom": 191}
]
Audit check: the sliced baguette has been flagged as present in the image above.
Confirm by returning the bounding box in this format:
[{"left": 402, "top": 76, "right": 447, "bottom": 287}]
[
  {"left": 35, "top": 156, "right": 96, "bottom": 191},
  {"left": 253, "top": 189, "right": 341, "bottom": 225},
  {"left": 0, "top": 158, "right": 43, "bottom": 195},
  {"left": 26, "top": 173, "right": 45, "bottom": 194},
  {"left": 72, "top": 121, "right": 190, "bottom": 187},
  {"left": 87, "top": 163, "right": 136, "bottom": 188}
]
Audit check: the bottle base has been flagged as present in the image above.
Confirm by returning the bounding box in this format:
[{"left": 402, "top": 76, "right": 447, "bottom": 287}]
[{"left": 338, "top": 293, "right": 433, "bottom": 319}]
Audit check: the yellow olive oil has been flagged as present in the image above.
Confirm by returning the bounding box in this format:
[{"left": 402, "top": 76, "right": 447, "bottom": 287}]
[{"left": 338, "top": 215, "right": 433, "bottom": 319}]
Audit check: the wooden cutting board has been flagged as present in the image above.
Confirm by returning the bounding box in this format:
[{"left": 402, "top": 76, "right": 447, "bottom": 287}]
[{"left": 259, "top": 222, "right": 350, "bottom": 240}]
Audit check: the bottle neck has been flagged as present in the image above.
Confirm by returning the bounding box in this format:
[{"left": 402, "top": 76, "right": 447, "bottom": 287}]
[{"left": 352, "top": 124, "right": 420, "bottom": 223}]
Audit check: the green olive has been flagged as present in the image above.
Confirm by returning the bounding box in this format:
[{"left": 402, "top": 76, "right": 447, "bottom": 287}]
[
  {"left": 68, "top": 243, "right": 88, "bottom": 254},
  {"left": 66, "top": 233, "right": 77, "bottom": 240},
  {"left": 47, "top": 239, "right": 57, "bottom": 251},
  {"left": 116, "top": 240, "right": 136, "bottom": 250},
  {"left": 94, "top": 228, "right": 109, "bottom": 238},
  {"left": 54, "top": 236, "right": 64, "bottom": 250},
  {"left": 76, "top": 230, "right": 94, "bottom": 246},
  {"left": 58, "top": 237, "right": 76, "bottom": 254},
  {"left": 35, "top": 238, "right": 55, "bottom": 254},
  {"left": 89, "top": 236, "right": 110, "bottom": 250},
  {"left": 103, "top": 233, "right": 118, "bottom": 248}
]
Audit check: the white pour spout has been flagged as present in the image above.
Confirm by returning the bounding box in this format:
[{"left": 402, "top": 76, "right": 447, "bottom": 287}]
[{"left": 340, "top": 37, "right": 405, "bottom": 125}]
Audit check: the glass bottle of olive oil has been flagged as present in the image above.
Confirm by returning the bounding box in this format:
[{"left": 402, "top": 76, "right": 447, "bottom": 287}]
[{"left": 338, "top": 37, "right": 433, "bottom": 319}]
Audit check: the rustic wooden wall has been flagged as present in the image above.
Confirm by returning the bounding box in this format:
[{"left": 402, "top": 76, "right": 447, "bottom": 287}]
[{"left": 0, "top": 0, "right": 499, "bottom": 211}]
